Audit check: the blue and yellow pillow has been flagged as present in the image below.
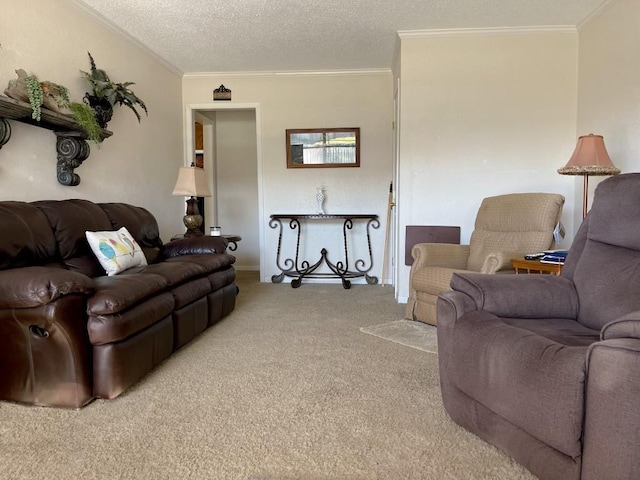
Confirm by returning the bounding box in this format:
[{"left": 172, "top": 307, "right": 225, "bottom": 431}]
[{"left": 85, "top": 227, "right": 148, "bottom": 276}]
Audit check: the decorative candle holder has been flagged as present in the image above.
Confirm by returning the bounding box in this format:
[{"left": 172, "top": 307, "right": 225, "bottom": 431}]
[{"left": 316, "top": 187, "right": 325, "bottom": 214}]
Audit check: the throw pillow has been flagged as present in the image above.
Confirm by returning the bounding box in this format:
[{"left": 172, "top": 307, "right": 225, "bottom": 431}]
[{"left": 86, "top": 227, "right": 148, "bottom": 276}]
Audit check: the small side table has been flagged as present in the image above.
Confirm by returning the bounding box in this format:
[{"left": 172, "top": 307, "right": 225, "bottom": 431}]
[
  {"left": 170, "top": 234, "right": 242, "bottom": 252},
  {"left": 511, "top": 258, "right": 563, "bottom": 275},
  {"left": 222, "top": 235, "right": 241, "bottom": 251}
]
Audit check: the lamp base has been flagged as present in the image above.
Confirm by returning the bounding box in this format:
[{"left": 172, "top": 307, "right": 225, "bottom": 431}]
[
  {"left": 183, "top": 197, "right": 204, "bottom": 236},
  {"left": 183, "top": 214, "right": 204, "bottom": 236}
]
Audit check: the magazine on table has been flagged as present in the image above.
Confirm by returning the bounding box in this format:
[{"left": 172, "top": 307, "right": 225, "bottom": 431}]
[
  {"left": 523, "top": 250, "right": 568, "bottom": 264},
  {"left": 539, "top": 250, "right": 568, "bottom": 264}
]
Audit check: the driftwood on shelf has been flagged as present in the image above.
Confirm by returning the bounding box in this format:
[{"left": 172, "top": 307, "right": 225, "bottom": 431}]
[
  {"left": 0, "top": 95, "right": 112, "bottom": 186},
  {"left": 4, "top": 69, "right": 66, "bottom": 114},
  {"left": 0, "top": 95, "right": 111, "bottom": 137}
]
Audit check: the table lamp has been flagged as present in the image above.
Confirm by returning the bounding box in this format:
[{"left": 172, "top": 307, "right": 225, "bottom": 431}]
[
  {"left": 558, "top": 134, "right": 620, "bottom": 218},
  {"left": 172, "top": 165, "right": 211, "bottom": 236}
]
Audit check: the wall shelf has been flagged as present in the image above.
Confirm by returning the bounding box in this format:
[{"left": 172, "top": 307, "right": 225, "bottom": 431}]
[{"left": 0, "top": 95, "right": 112, "bottom": 186}]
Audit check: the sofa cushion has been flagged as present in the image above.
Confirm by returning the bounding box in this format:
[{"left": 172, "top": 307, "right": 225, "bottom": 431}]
[
  {"left": 127, "top": 261, "right": 207, "bottom": 287},
  {"left": 208, "top": 266, "right": 237, "bottom": 291},
  {"left": 86, "top": 227, "right": 148, "bottom": 276},
  {"left": 87, "top": 273, "right": 169, "bottom": 315},
  {"left": 88, "top": 292, "right": 175, "bottom": 345},
  {"left": 449, "top": 311, "right": 592, "bottom": 459},
  {"left": 164, "top": 253, "right": 236, "bottom": 274},
  {"left": 171, "top": 278, "right": 212, "bottom": 310},
  {"left": 99, "top": 203, "right": 163, "bottom": 264},
  {"left": 0, "top": 202, "right": 60, "bottom": 270},
  {"left": 34, "top": 200, "right": 113, "bottom": 277}
]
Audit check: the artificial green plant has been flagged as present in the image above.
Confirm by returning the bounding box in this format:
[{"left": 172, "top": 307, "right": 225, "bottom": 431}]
[{"left": 81, "top": 52, "right": 148, "bottom": 122}]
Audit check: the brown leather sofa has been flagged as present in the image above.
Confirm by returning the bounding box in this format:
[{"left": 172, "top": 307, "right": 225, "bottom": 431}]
[
  {"left": 436, "top": 173, "right": 640, "bottom": 480},
  {"left": 0, "top": 199, "right": 237, "bottom": 408}
]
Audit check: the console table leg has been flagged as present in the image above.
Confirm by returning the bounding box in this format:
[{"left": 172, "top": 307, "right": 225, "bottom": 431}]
[{"left": 365, "top": 274, "right": 378, "bottom": 285}]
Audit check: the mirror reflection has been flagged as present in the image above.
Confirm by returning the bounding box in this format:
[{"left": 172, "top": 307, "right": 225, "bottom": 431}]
[{"left": 286, "top": 128, "right": 360, "bottom": 168}]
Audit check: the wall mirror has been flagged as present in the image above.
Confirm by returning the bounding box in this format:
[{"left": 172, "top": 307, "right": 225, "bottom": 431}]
[{"left": 286, "top": 127, "right": 360, "bottom": 168}]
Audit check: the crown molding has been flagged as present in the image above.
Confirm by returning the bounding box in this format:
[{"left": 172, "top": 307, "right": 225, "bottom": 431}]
[
  {"left": 577, "top": 0, "right": 617, "bottom": 31},
  {"left": 397, "top": 25, "right": 577, "bottom": 39},
  {"left": 182, "top": 68, "right": 392, "bottom": 79},
  {"left": 69, "top": 0, "right": 184, "bottom": 76}
]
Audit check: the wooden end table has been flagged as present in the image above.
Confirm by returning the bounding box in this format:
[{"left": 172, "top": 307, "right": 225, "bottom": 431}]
[{"left": 511, "top": 258, "right": 563, "bottom": 275}]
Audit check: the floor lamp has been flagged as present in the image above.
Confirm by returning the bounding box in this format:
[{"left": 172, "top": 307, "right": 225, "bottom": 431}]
[
  {"left": 172, "top": 165, "right": 212, "bottom": 236},
  {"left": 558, "top": 134, "right": 620, "bottom": 218}
]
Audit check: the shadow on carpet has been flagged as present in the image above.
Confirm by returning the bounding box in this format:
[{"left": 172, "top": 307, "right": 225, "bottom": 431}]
[{"left": 360, "top": 319, "right": 438, "bottom": 353}]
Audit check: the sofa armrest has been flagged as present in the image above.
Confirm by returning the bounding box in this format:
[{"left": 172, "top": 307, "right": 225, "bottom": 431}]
[
  {"left": 601, "top": 312, "right": 640, "bottom": 340},
  {"left": 0, "top": 266, "right": 94, "bottom": 309},
  {"left": 163, "top": 236, "right": 229, "bottom": 257},
  {"left": 449, "top": 272, "right": 579, "bottom": 319},
  {"left": 411, "top": 243, "right": 470, "bottom": 269},
  {"left": 582, "top": 338, "right": 640, "bottom": 480}
]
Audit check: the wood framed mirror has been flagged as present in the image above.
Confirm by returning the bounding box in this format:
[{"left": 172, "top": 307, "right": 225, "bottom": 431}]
[{"left": 286, "top": 127, "right": 360, "bottom": 168}]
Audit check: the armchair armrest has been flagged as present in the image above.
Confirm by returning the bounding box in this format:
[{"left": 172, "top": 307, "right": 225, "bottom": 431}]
[
  {"left": 601, "top": 311, "right": 640, "bottom": 340},
  {"left": 411, "top": 243, "right": 470, "bottom": 270},
  {"left": 163, "top": 236, "right": 229, "bottom": 257},
  {"left": 481, "top": 250, "right": 528, "bottom": 274},
  {"left": 0, "top": 266, "right": 94, "bottom": 309},
  {"left": 449, "top": 272, "right": 579, "bottom": 319}
]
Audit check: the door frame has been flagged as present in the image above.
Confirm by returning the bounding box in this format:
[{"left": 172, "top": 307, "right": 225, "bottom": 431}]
[{"left": 184, "top": 102, "right": 265, "bottom": 277}]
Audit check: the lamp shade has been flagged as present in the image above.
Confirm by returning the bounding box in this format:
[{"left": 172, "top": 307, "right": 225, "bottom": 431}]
[
  {"left": 172, "top": 166, "right": 211, "bottom": 197},
  {"left": 558, "top": 134, "right": 620, "bottom": 176}
]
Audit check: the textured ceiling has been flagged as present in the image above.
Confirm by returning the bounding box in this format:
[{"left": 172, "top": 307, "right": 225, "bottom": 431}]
[{"left": 73, "top": 0, "right": 609, "bottom": 74}]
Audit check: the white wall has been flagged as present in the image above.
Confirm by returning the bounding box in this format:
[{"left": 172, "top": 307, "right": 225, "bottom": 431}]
[
  {"left": 0, "top": 0, "right": 184, "bottom": 241},
  {"left": 214, "top": 110, "right": 260, "bottom": 270},
  {"left": 576, "top": 0, "right": 640, "bottom": 228},
  {"left": 182, "top": 73, "right": 394, "bottom": 283},
  {"left": 395, "top": 31, "right": 579, "bottom": 302}
]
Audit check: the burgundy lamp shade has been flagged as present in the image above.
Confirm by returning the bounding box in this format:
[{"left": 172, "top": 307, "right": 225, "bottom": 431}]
[
  {"left": 558, "top": 134, "right": 620, "bottom": 176},
  {"left": 558, "top": 134, "right": 620, "bottom": 218}
]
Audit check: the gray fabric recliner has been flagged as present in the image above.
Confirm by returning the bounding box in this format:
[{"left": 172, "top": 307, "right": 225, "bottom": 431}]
[{"left": 437, "top": 173, "right": 640, "bottom": 480}]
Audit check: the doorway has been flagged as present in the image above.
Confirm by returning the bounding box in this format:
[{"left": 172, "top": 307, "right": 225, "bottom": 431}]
[{"left": 185, "top": 103, "right": 263, "bottom": 274}]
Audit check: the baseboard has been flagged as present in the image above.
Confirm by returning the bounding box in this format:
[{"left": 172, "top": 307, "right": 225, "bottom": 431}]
[{"left": 234, "top": 266, "right": 260, "bottom": 271}]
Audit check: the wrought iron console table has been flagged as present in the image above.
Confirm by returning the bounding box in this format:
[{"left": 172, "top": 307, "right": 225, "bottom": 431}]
[{"left": 269, "top": 213, "right": 379, "bottom": 289}]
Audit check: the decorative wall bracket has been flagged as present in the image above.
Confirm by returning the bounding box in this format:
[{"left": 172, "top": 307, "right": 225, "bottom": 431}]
[
  {"left": 0, "top": 118, "right": 10, "bottom": 149},
  {"left": 0, "top": 95, "right": 112, "bottom": 186},
  {"left": 56, "top": 133, "right": 90, "bottom": 186}
]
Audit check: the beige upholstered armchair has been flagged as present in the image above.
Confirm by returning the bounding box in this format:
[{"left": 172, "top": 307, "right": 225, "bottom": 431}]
[{"left": 406, "top": 193, "right": 565, "bottom": 325}]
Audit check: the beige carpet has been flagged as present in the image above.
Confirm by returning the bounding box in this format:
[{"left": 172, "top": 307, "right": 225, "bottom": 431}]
[
  {"left": 0, "top": 272, "right": 536, "bottom": 480},
  {"left": 360, "top": 319, "right": 438, "bottom": 354}
]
